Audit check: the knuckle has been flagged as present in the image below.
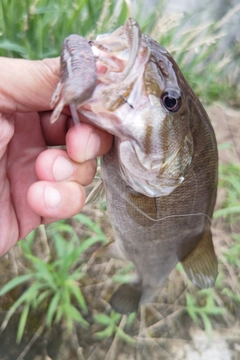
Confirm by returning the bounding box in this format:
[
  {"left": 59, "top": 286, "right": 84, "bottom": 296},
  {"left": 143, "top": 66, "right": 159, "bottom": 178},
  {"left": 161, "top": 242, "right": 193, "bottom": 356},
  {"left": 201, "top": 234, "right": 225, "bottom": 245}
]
[{"left": 79, "top": 159, "right": 97, "bottom": 185}]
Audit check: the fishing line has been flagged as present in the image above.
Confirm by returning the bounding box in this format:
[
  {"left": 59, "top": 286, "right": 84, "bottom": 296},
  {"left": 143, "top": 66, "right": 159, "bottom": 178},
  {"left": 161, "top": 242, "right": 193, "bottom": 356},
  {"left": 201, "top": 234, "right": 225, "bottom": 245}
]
[{"left": 106, "top": 177, "right": 212, "bottom": 224}]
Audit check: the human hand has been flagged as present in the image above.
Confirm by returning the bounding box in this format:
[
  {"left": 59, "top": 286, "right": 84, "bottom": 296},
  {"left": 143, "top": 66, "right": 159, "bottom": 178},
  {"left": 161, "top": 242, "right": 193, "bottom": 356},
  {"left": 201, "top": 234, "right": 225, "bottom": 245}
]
[{"left": 0, "top": 57, "right": 112, "bottom": 256}]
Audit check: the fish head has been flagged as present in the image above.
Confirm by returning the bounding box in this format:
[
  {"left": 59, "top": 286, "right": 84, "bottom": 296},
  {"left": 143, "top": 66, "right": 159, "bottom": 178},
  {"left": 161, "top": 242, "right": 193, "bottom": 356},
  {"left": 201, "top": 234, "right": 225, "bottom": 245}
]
[
  {"left": 117, "top": 36, "right": 194, "bottom": 197},
  {"left": 87, "top": 29, "right": 194, "bottom": 197}
]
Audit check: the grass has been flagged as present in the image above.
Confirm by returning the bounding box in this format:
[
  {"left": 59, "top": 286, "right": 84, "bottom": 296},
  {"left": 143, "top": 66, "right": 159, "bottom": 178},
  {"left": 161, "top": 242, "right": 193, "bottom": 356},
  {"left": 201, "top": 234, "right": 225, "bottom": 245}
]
[
  {"left": 0, "top": 0, "right": 239, "bottom": 105},
  {"left": 214, "top": 163, "right": 240, "bottom": 220},
  {"left": 0, "top": 216, "right": 107, "bottom": 343},
  {"left": 93, "top": 311, "right": 136, "bottom": 345},
  {"left": 0, "top": 0, "right": 239, "bottom": 357},
  {"left": 185, "top": 289, "right": 226, "bottom": 339},
  {"left": 0, "top": 0, "right": 130, "bottom": 59}
]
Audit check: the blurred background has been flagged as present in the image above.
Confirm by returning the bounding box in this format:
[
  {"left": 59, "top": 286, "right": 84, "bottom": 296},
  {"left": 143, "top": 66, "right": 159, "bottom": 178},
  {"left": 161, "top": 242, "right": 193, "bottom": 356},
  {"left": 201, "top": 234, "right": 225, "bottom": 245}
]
[{"left": 0, "top": 1, "right": 239, "bottom": 359}]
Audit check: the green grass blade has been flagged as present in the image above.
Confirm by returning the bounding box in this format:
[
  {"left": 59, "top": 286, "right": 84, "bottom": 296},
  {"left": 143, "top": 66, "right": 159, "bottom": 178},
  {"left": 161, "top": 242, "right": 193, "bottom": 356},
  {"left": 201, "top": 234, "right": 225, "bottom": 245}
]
[
  {"left": 214, "top": 206, "right": 240, "bottom": 218},
  {"left": 94, "top": 326, "right": 113, "bottom": 340},
  {"left": 68, "top": 282, "right": 87, "bottom": 313},
  {"left": 93, "top": 313, "right": 111, "bottom": 326},
  {"left": 116, "top": 327, "right": 136, "bottom": 345},
  {"left": 16, "top": 304, "right": 30, "bottom": 343},
  {"left": 201, "top": 313, "right": 212, "bottom": 339},
  {"left": 67, "top": 305, "right": 88, "bottom": 327},
  {"left": 1, "top": 287, "right": 35, "bottom": 332},
  {"left": 0, "top": 274, "right": 33, "bottom": 296},
  {"left": 46, "top": 291, "right": 61, "bottom": 326}
]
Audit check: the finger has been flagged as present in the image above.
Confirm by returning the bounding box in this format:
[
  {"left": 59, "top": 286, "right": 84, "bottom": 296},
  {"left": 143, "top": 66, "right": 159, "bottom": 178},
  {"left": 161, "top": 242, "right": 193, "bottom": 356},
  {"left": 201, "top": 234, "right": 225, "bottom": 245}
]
[
  {"left": 27, "top": 181, "right": 86, "bottom": 220},
  {"left": 66, "top": 122, "right": 113, "bottom": 162},
  {"left": 0, "top": 57, "right": 60, "bottom": 113},
  {"left": 39, "top": 112, "right": 113, "bottom": 153},
  {"left": 35, "top": 149, "right": 97, "bottom": 185},
  {"left": 0, "top": 113, "right": 14, "bottom": 159}
]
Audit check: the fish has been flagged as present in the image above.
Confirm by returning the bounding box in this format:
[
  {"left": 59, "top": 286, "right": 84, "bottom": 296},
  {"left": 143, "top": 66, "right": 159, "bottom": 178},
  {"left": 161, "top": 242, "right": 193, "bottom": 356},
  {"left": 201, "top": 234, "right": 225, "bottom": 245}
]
[{"left": 50, "top": 18, "right": 218, "bottom": 314}]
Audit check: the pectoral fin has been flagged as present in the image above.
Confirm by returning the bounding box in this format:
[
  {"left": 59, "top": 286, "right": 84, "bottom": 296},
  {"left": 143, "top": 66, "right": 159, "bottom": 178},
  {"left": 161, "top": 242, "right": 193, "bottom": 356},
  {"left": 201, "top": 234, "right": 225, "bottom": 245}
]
[
  {"left": 181, "top": 229, "right": 218, "bottom": 289},
  {"left": 110, "top": 283, "right": 142, "bottom": 314},
  {"left": 85, "top": 179, "right": 105, "bottom": 205}
]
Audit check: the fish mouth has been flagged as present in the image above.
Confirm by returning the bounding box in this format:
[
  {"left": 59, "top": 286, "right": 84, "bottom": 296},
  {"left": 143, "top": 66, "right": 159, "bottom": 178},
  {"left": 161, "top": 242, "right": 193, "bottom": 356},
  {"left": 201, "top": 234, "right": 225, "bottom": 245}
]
[{"left": 71, "top": 19, "right": 192, "bottom": 199}]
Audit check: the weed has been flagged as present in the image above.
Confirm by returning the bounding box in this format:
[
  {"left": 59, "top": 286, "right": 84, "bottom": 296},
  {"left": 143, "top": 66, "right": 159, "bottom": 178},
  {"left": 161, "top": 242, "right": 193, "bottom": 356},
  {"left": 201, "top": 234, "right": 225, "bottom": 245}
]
[
  {"left": 0, "top": 0, "right": 129, "bottom": 59},
  {"left": 224, "top": 234, "right": 240, "bottom": 268},
  {"left": 93, "top": 311, "right": 136, "bottom": 345},
  {"left": 0, "top": 0, "right": 238, "bottom": 104},
  {"left": 217, "top": 233, "right": 240, "bottom": 308},
  {"left": 185, "top": 289, "right": 226, "bottom": 338},
  {"left": 214, "top": 163, "right": 240, "bottom": 221},
  {"left": 0, "top": 216, "right": 107, "bottom": 343}
]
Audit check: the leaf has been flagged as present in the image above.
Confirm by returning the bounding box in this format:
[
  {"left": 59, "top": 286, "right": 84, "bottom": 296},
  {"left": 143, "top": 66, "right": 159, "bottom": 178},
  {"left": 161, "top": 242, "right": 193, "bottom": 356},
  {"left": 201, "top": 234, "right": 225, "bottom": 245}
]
[
  {"left": 126, "top": 312, "right": 136, "bottom": 325},
  {"left": 55, "top": 304, "right": 64, "bottom": 324},
  {"left": 46, "top": 292, "right": 61, "bottom": 326},
  {"left": 201, "top": 313, "right": 212, "bottom": 339},
  {"left": 20, "top": 230, "right": 37, "bottom": 253},
  {"left": 17, "top": 304, "right": 30, "bottom": 343},
  {"left": 52, "top": 233, "right": 69, "bottom": 258},
  {"left": 94, "top": 326, "right": 113, "bottom": 340},
  {"left": 74, "top": 213, "right": 106, "bottom": 238},
  {"left": 93, "top": 313, "right": 111, "bottom": 325},
  {"left": 0, "top": 287, "right": 35, "bottom": 332},
  {"left": 0, "top": 40, "right": 27, "bottom": 56},
  {"left": 185, "top": 294, "right": 198, "bottom": 323},
  {"left": 32, "top": 262, "right": 58, "bottom": 290},
  {"left": 116, "top": 327, "right": 136, "bottom": 345},
  {"left": 69, "top": 271, "right": 85, "bottom": 282},
  {"left": 78, "top": 236, "right": 107, "bottom": 254},
  {"left": 207, "top": 307, "right": 226, "bottom": 315},
  {"left": 187, "top": 308, "right": 198, "bottom": 324},
  {"left": 186, "top": 293, "right": 195, "bottom": 307},
  {"left": 111, "top": 312, "right": 122, "bottom": 323},
  {"left": 68, "top": 305, "right": 89, "bottom": 327},
  {"left": 214, "top": 206, "right": 240, "bottom": 218},
  {"left": 68, "top": 282, "right": 87, "bottom": 313},
  {"left": 0, "top": 274, "right": 33, "bottom": 296},
  {"left": 62, "top": 303, "right": 88, "bottom": 329},
  {"left": 35, "top": 289, "right": 52, "bottom": 306}
]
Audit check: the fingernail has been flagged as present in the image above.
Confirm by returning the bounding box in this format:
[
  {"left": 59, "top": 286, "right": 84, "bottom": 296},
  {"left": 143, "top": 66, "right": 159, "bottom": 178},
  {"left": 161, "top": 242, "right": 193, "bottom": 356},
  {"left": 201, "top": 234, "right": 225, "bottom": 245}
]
[
  {"left": 44, "top": 186, "right": 61, "bottom": 208},
  {"left": 53, "top": 156, "right": 73, "bottom": 181},
  {"left": 85, "top": 133, "right": 101, "bottom": 160}
]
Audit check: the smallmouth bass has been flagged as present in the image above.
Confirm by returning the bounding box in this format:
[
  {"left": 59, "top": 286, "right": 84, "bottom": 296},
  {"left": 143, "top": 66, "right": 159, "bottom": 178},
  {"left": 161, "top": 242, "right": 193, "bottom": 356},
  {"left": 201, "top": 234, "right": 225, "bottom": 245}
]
[{"left": 51, "top": 18, "right": 218, "bottom": 314}]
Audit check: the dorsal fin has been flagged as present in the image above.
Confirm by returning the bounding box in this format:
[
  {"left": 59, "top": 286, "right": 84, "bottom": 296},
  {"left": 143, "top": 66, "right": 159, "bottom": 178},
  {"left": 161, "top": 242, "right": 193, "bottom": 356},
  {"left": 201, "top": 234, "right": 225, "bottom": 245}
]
[{"left": 85, "top": 179, "right": 105, "bottom": 205}]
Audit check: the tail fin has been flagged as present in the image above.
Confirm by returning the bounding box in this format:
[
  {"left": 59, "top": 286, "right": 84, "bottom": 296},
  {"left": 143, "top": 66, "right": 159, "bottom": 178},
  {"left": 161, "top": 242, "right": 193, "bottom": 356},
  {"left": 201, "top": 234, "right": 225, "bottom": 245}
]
[{"left": 109, "top": 283, "right": 142, "bottom": 314}]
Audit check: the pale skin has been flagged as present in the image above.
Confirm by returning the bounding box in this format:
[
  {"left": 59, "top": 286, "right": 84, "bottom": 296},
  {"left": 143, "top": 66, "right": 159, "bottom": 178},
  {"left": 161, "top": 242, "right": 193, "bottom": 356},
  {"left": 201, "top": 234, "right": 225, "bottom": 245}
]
[{"left": 0, "top": 57, "right": 112, "bottom": 257}]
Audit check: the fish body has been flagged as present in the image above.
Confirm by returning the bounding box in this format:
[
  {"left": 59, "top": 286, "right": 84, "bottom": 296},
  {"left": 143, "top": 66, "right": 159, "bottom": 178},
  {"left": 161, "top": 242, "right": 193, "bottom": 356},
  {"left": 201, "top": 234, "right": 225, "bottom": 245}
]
[{"left": 51, "top": 19, "right": 218, "bottom": 314}]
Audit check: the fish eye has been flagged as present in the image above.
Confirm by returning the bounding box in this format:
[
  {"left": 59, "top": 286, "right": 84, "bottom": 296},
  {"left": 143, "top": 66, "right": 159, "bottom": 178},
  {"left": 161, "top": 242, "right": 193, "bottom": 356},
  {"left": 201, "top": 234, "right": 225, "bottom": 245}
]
[{"left": 161, "top": 90, "right": 181, "bottom": 112}]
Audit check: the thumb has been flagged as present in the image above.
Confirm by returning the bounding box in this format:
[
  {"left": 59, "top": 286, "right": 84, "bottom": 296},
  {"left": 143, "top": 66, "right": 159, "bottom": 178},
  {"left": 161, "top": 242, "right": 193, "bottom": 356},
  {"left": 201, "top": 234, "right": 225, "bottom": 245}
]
[{"left": 0, "top": 57, "right": 60, "bottom": 113}]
